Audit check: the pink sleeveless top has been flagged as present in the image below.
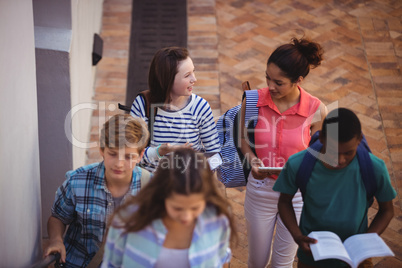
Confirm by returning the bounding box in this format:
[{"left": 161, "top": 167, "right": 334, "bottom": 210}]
[{"left": 254, "top": 86, "right": 321, "bottom": 179}]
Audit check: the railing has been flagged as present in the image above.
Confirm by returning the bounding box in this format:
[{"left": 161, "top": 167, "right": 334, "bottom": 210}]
[{"left": 31, "top": 253, "right": 61, "bottom": 268}]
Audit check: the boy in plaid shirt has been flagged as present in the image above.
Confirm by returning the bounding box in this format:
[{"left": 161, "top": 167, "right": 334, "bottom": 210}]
[{"left": 43, "top": 114, "right": 149, "bottom": 267}]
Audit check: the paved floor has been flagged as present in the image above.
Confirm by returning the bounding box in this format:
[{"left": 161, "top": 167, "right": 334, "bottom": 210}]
[{"left": 89, "top": 0, "right": 401, "bottom": 267}]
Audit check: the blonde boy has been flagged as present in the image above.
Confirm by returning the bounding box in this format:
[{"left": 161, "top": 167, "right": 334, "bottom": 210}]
[{"left": 43, "top": 114, "right": 149, "bottom": 267}]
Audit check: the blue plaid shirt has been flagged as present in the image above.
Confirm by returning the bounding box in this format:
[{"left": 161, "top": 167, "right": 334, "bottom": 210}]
[{"left": 51, "top": 161, "right": 144, "bottom": 268}]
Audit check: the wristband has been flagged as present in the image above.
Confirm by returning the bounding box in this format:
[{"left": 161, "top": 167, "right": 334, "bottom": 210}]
[{"left": 156, "top": 144, "right": 162, "bottom": 158}]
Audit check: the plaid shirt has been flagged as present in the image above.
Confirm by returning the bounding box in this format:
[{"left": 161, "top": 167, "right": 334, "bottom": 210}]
[{"left": 51, "top": 161, "right": 144, "bottom": 268}]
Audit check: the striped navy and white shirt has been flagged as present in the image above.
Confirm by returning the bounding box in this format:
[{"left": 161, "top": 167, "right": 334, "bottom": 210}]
[
  {"left": 51, "top": 162, "right": 144, "bottom": 268},
  {"left": 130, "top": 94, "right": 220, "bottom": 170},
  {"left": 101, "top": 205, "right": 232, "bottom": 267}
]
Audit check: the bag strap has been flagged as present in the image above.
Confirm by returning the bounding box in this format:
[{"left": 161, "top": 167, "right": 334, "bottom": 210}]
[
  {"left": 221, "top": 109, "right": 230, "bottom": 145},
  {"left": 309, "top": 131, "right": 320, "bottom": 146},
  {"left": 117, "top": 103, "right": 131, "bottom": 113},
  {"left": 238, "top": 88, "right": 259, "bottom": 182},
  {"left": 356, "top": 135, "right": 376, "bottom": 204},
  {"left": 243, "top": 90, "right": 259, "bottom": 128},
  {"left": 87, "top": 230, "right": 108, "bottom": 268},
  {"left": 230, "top": 81, "right": 252, "bottom": 147},
  {"left": 295, "top": 131, "right": 322, "bottom": 199},
  {"left": 243, "top": 89, "right": 260, "bottom": 150},
  {"left": 296, "top": 140, "right": 322, "bottom": 199},
  {"left": 117, "top": 90, "right": 151, "bottom": 115},
  {"left": 242, "top": 81, "right": 251, "bottom": 91},
  {"left": 138, "top": 90, "right": 153, "bottom": 147},
  {"left": 140, "top": 168, "right": 151, "bottom": 186}
]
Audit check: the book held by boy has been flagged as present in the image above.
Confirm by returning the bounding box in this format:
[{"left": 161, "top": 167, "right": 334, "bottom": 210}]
[{"left": 309, "top": 231, "right": 394, "bottom": 268}]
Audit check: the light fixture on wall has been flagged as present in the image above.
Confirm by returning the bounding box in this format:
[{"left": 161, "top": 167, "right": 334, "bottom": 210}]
[{"left": 92, "top": 33, "right": 103, "bottom": 66}]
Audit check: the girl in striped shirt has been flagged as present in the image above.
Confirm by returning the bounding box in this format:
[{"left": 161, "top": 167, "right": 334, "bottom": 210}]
[
  {"left": 101, "top": 148, "right": 236, "bottom": 268},
  {"left": 130, "top": 47, "right": 220, "bottom": 171}
]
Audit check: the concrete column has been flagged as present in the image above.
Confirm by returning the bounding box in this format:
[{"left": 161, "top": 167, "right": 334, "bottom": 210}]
[
  {"left": 33, "top": 0, "right": 74, "bottom": 237},
  {"left": 33, "top": 0, "right": 104, "bottom": 237},
  {"left": 0, "top": 1, "right": 42, "bottom": 266}
]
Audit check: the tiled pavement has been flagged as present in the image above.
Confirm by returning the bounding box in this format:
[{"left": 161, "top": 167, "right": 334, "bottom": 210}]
[{"left": 88, "top": 0, "right": 401, "bottom": 267}]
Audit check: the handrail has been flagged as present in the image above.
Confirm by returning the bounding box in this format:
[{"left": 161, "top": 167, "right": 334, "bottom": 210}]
[{"left": 31, "top": 253, "right": 61, "bottom": 268}]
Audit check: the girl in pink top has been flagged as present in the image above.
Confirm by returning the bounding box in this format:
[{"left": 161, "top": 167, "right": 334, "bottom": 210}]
[{"left": 240, "top": 37, "right": 328, "bottom": 268}]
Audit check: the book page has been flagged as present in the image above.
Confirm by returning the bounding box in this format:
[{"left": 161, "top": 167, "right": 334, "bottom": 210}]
[
  {"left": 309, "top": 231, "right": 353, "bottom": 267},
  {"left": 344, "top": 233, "right": 394, "bottom": 267}
]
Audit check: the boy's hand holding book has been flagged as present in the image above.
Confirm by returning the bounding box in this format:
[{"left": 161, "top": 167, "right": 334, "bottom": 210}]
[{"left": 295, "top": 234, "right": 317, "bottom": 255}]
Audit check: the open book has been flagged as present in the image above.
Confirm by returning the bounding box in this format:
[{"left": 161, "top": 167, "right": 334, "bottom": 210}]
[{"left": 309, "top": 231, "right": 394, "bottom": 268}]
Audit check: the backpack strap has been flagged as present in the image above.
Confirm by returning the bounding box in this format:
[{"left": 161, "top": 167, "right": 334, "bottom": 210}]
[
  {"left": 243, "top": 90, "right": 259, "bottom": 128},
  {"left": 118, "top": 89, "right": 151, "bottom": 114},
  {"left": 87, "top": 242, "right": 105, "bottom": 268},
  {"left": 140, "top": 167, "right": 151, "bottom": 187},
  {"left": 118, "top": 103, "right": 131, "bottom": 113},
  {"left": 356, "top": 135, "right": 376, "bottom": 204},
  {"left": 242, "top": 81, "right": 251, "bottom": 91},
  {"left": 243, "top": 90, "right": 260, "bottom": 151},
  {"left": 296, "top": 140, "right": 322, "bottom": 199},
  {"left": 118, "top": 90, "right": 152, "bottom": 143},
  {"left": 221, "top": 109, "right": 230, "bottom": 145},
  {"left": 138, "top": 90, "right": 153, "bottom": 147},
  {"left": 309, "top": 131, "right": 320, "bottom": 146},
  {"left": 296, "top": 130, "right": 322, "bottom": 199}
]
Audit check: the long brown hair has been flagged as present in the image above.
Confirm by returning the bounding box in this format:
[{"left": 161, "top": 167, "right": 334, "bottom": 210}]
[
  {"left": 148, "top": 47, "right": 189, "bottom": 105},
  {"left": 112, "top": 148, "right": 237, "bottom": 245}
]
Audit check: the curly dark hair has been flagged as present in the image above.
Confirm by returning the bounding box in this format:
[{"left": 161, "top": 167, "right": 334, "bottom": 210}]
[{"left": 267, "top": 37, "right": 324, "bottom": 83}]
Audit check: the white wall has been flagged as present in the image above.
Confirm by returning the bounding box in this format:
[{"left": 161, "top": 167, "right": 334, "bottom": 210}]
[
  {"left": 34, "top": 0, "right": 74, "bottom": 238},
  {"left": 70, "top": 0, "right": 104, "bottom": 168},
  {"left": 34, "top": 0, "right": 104, "bottom": 237},
  {"left": 34, "top": 0, "right": 103, "bottom": 171},
  {"left": 0, "top": 0, "right": 105, "bottom": 264},
  {"left": 0, "top": 0, "right": 42, "bottom": 266}
]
